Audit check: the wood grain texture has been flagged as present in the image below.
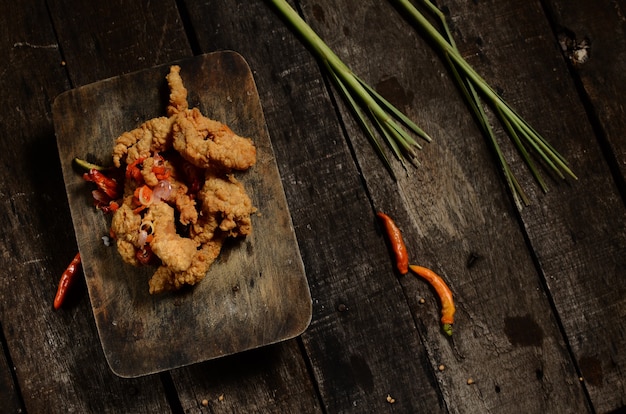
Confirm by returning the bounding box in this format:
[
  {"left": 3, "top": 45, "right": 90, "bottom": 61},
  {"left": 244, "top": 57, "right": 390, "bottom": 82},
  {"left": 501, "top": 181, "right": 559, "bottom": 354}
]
[
  {"left": 298, "top": 0, "right": 593, "bottom": 412},
  {"left": 47, "top": 0, "right": 192, "bottom": 87},
  {"left": 543, "top": 0, "right": 626, "bottom": 195},
  {"left": 435, "top": 0, "right": 626, "bottom": 411},
  {"left": 0, "top": 338, "right": 23, "bottom": 414},
  {"left": 0, "top": 0, "right": 183, "bottom": 412},
  {"left": 397, "top": 0, "right": 626, "bottom": 412},
  {"left": 53, "top": 52, "right": 312, "bottom": 377},
  {"left": 183, "top": 0, "right": 446, "bottom": 412},
  {"left": 525, "top": 0, "right": 626, "bottom": 410},
  {"left": 171, "top": 341, "right": 321, "bottom": 413},
  {"left": 1, "top": 0, "right": 624, "bottom": 412}
]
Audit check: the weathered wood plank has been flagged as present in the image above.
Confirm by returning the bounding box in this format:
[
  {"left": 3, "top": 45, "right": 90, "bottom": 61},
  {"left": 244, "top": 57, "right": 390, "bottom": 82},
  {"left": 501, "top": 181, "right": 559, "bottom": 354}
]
[
  {"left": 435, "top": 0, "right": 626, "bottom": 411},
  {"left": 48, "top": 0, "right": 323, "bottom": 412},
  {"left": 48, "top": 0, "right": 192, "bottom": 87},
  {"left": 336, "top": 0, "right": 625, "bottom": 412},
  {"left": 2, "top": 0, "right": 623, "bottom": 413},
  {"left": 526, "top": 0, "right": 626, "bottom": 411},
  {"left": 172, "top": 342, "right": 321, "bottom": 413},
  {"left": 53, "top": 52, "right": 312, "bottom": 378},
  {"left": 299, "top": 0, "right": 597, "bottom": 412},
  {"left": 543, "top": 0, "right": 626, "bottom": 197},
  {"left": 0, "top": 336, "right": 23, "bottom": 414},
  {"left": 0, "top": 0, "right": 185, "bottom": 412},
  {"left": 182, "top": 0, "right": 446, "bottom": 412}
]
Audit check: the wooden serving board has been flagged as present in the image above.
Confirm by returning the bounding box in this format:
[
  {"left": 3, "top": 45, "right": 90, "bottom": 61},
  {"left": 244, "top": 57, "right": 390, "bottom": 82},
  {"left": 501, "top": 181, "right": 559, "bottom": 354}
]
[{"left": 53, "top": 52, "right": 312, "bottom": 378}]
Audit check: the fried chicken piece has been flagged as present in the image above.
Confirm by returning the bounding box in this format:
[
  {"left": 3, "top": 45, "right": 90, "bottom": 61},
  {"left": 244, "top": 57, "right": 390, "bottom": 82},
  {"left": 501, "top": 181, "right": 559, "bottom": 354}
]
[
  {"left": 190, "top": 213, "right": 220, "bottom": 244},
  {"left": 148, "top": 240, "right": 223, "bottom": 294},
  {"left": 107, "top": 65, "right": 258, "bottom": 294},
  {"left": 172, "top": 108, "right": 256, "bottom": 171},
  {"left": 144, "top": 202, "right": 198, "bottom": 273},
  {"left": 165, "top": 65, "right": 188, "bottom": 116},
  {"left": 112, "top": 65, "right": 256, "bottom": 174},
  {"left": 112, "top": 64, "right": 187, "bottom": 168},
  {"left": 148, "top": 266, "right": 177, "bottom": 294},
  {"left": 197, "top": 172, "right": 255, "bottom": 237},
  {"left": 189, "top": 173, "right": 254, "bottom": 243},
  {"left": 109, "top": 192, "right": 203, "bottom": 283},
  {"left": 110, "top": 202, "right": 142, "bottom": 266},
  {"left": 112, "top": 116, "right": 174, "bottom": 168},
  {"left": 167, "top": 180, "right": 197, "bottom": 225},
  {"left": 177, "top": 240, "right": 224, "bottom": 285},
  {"left": 179, "top": 173, "right": 255, "bottom": 293}
]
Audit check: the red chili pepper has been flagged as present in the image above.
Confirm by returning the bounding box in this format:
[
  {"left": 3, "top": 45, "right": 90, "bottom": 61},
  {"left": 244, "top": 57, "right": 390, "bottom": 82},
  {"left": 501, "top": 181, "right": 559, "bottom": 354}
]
[
  {"left": 151, "top": 165, "right": 170, "bottom": 181},
  {"left": 136, "top": 246, "right": 154, "bottom": 265},
  {"left": 409, "top": 264, "right": 456, "bottom": 336},
  {"left": 132, "top": 185, "right": 153, "bottom": 214},
  {"left": 83, "top": 168, "right": 120, "bottom": 199},
  {"left": 103, "top": 200, "right": 119, "bottom": 213},
  {"left": 83, "top": 168, "right": 121, "bottom": 214},
  {"left": 53, "top": 252, "right": 82, "bottom": 310},
  {"left": 133, "top": 185, "right": 153, "bottom": 206},
  {"left": 126, "top": 157, "right": 146, "bottom": 184},
  {"left": 377, "top": 212, "right": 409, "bottom": 275}
]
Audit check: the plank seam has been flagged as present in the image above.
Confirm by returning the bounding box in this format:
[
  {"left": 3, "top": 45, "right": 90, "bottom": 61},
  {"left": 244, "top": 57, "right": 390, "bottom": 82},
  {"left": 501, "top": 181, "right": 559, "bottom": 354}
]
[
  {"left": 538, "top": 0, "right": 626, "bottom": 209},
  {"left": 0, "top": 321, "right": 26, "bottom": 413}
]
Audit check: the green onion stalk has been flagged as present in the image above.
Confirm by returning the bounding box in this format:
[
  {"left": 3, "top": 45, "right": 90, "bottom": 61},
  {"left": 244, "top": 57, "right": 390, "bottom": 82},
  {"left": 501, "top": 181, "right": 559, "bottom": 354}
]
[
  {"left": 391, "top": 0, "right": 577, "bottom": 206},
  {"left": 267, "top": 0, "right": 432, "bottom": 177}
]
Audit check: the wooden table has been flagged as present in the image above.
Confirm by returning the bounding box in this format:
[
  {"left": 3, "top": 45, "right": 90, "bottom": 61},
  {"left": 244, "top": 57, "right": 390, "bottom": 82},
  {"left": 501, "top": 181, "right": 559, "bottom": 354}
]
[{"left": 1, "top": 0, "right": 624, "bottom": 412}]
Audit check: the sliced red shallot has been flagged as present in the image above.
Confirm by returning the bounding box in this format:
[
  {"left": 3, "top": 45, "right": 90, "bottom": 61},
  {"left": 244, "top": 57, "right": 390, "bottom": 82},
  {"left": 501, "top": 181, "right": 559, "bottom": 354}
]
[
  {"left": 137, "top": 221, "right": 154, "bottom": 248},
  {"left": 152, "top": 180, "right": 172, "bottom": 202},
  {"left": 138, "top": 229, "right": 149, "bottom": 247}
]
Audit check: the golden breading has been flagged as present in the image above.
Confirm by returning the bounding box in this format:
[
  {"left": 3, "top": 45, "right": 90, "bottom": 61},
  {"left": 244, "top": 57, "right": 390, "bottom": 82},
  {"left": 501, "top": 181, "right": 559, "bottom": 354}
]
[
  {"left": 148, "top": 240, "right": 223, "bottom": 294},
  {"left": 143, "top": 202, "right": 199, "bottom": 273},
  {"left": 165, "top": 64, "right": 188, "bottom": 116},
  {"left": 112, "top": 116, "right": 174, "bottom": 168},
  {"left": 169, "top": 181, "right": 197, "bottom": 225},
  {"left": 198, "top": 173, "right": 254, "bottom": 237},
  {"left": 108, "top": 65, "right": 257, "bottom": 294},
  {"left": 190, "top": 214, "right": 219, "bottom": 245},
  {"left": 172, "top": 108, "right": 257, "bottom": 171},
  {"left": 110, "top": 203, "right": 142, "bottom": 266}
]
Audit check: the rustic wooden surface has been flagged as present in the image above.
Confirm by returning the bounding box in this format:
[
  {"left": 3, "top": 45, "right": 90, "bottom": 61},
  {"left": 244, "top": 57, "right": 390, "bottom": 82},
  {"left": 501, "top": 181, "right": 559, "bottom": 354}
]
[
  {"left": 53, "top": 52, "right": 312, "bottom": 378},
  {"left": 0, "top": 0, "right": 624, "bottom": 413}
]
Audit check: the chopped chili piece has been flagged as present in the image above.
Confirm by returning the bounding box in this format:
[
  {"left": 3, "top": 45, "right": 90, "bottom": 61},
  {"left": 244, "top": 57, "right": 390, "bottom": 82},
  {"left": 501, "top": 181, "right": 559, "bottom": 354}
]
[
  {"left": 125, "top": 157, "right": 146, "bottom": 184},
  {"left": 152, "top": 165, "right": 170, "bottom": 181}
]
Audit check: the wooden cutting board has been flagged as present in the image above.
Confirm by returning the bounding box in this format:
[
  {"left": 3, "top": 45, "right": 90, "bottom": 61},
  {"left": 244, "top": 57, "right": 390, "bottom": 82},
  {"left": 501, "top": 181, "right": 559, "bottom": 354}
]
[{"left": 53, "top": 52, "right": 312, "bottom": 378}]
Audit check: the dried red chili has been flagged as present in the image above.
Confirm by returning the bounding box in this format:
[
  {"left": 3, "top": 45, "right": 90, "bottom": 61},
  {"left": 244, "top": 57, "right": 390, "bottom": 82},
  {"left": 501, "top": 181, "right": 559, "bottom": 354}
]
[
  {"left": 82, "top": 168, "right": 120, "bottom": 199},
  {"left": 377, "top": 212, "right": 409, "bottom": 275},
  {"left": 53, "top": 252, "right": 82, "bottom": 310},
  {"left": 135, "top": 245, "right": 154, "bottom": 265},
  {"left": 409, "top": 264, "right": 456, "bottom": 336},
  {"left": 82, "top": 168, "right": 121, "bottom": 212}
]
